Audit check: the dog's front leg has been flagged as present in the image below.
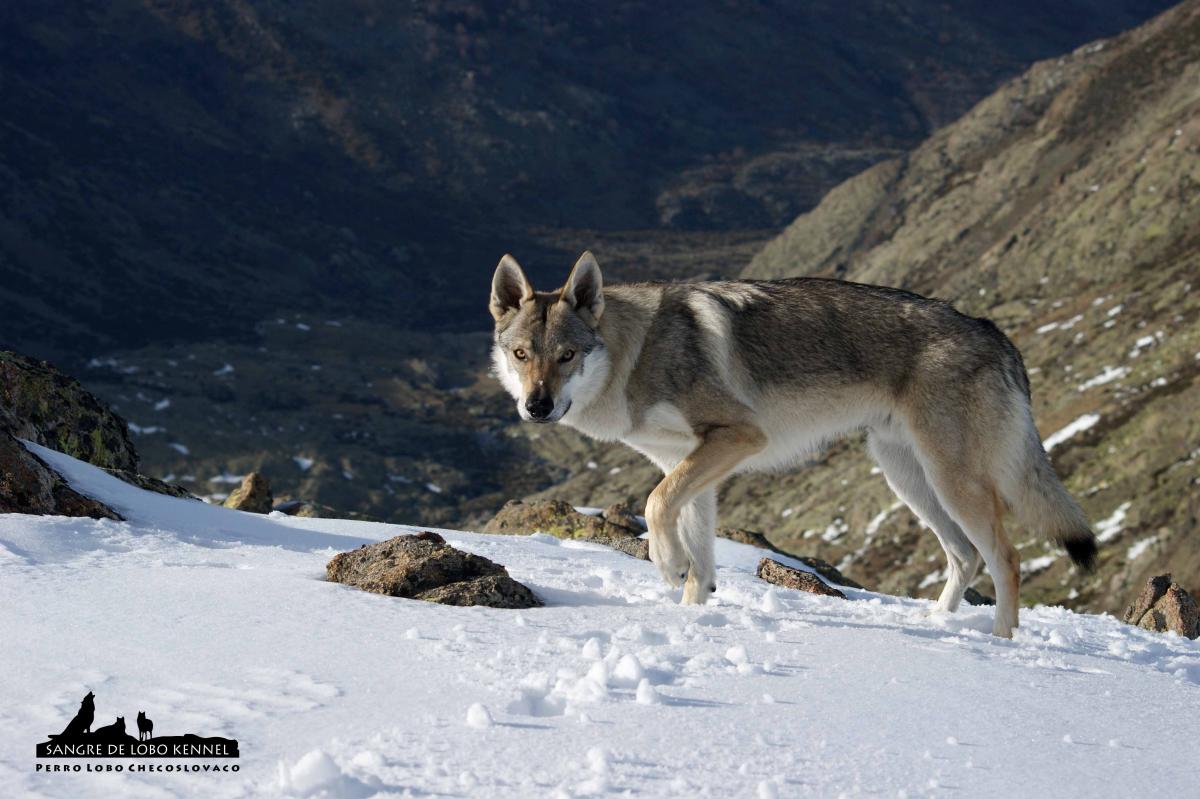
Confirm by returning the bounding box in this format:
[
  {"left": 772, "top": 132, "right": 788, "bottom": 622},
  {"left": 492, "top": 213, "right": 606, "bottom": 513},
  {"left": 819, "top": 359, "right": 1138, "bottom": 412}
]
[{"left": 646, "top": 423, "right": 766, "bottom": 604}]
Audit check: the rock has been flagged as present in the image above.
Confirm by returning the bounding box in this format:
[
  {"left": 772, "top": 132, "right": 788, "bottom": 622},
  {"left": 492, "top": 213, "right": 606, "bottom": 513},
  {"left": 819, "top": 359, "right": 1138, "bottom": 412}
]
[
  {"left": 718, "top": 526, "right": 788, "bottom": 553},
  {"left": 223, "top": 472, "right": 273, "bottom": 514},
  {"left": 273, "top": 499, "right": 381, "bottom": 522},
  {"left": 0, "top": 351, "right": 138, "bottom": 472},
  {"left": 755, "top": 558, "right": 847, "bottom": 599},
  {"left": 717, "top": 527, "right": 865, "bottom": 588},
  {"left": 1122, "top": 575, "right": 1200, "bottom": 639},
  {"left": 0, "top": 432, "right": 120, "bottom": 519},
  {"left": 963, "top": 586, "right": 996, "bottom": 606},
  {"left": 484, "top": 499, "right": 647, "bottom": 559},
  {"left": 602, "top": 501, "right": 645, "bottom": 534},
  {"left": 0, "top": 350, "right": 196, "bottom": 507},
  {"left": 114, "top": 471, "right": 198, "bottom": 501},
  {"left": 792, "top": 556, "right": 863, "bottom": 590},
  {"left": 593, "top": 536, "right": 651, "bottom": 560},
  {"left": 326, "top": 532, "right": 541, "bottom": 609}
]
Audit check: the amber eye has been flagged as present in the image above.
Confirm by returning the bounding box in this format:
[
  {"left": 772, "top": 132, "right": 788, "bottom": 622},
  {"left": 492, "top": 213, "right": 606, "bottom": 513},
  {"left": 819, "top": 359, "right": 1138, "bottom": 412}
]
[
  {"left": 559, "top": 349, "right": 575, "bottom": 363},
  {"left": 513, "top": 348, "right": 527, "bottom": 361}
]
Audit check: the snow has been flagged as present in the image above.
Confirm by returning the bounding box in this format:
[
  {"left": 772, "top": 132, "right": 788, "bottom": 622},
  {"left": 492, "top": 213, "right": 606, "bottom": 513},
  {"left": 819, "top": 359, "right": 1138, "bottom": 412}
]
[
  {"left": 864, "top": 501, "right": 903, "bottom": 539},
  {"left": 1077, "top": 365, "right": 1129, "bottom": 391},
  {"left": 293, "top": 456, "right": 314, "bottom": 472},
  {"left": 1043, "top": 413, "right": 1100, "bottom": 452},
  {"left": 1095, "top": 502, "right": 1132, "bottom": 543},
  {"left": 1021, "top": 554, "right": 1059, "bottom": 575},
  {"left": 2, "top": 444, "right": 1199, "bottom": 798},
  {"left": 127, "top": 422, "right": 166, "bottom": 436},
  {"left": 168, "top": 442, "right": 190, "bottom": 456},
  {"left": 1126, "top": 535, "right": 1157, "bottom": 561}
]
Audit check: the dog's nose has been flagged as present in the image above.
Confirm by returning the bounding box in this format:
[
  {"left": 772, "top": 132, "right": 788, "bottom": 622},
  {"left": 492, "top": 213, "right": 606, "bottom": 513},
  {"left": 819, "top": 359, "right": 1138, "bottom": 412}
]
[{"left": 525, "top": 393, "right": 555, "bottom": 420}]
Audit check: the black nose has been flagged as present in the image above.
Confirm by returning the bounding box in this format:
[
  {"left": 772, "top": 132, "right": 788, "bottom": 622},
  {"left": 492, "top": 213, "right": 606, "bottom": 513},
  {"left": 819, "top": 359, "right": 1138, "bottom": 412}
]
[{"left": 525, "top": 393, "right": 555, "bottom": 420}]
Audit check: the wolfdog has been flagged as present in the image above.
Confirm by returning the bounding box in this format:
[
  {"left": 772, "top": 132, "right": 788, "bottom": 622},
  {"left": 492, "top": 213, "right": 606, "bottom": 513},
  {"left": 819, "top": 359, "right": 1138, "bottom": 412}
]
[{"left": 489, "top": 252, "right": 1096, "bottom": 637}]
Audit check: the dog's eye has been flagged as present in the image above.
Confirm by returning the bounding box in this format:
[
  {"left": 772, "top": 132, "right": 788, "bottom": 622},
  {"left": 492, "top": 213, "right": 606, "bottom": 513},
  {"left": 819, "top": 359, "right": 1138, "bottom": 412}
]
[
  {"left": 513, "top": 348, "right": 527, "bottom": 361},
  {"left": 559, "top": 349, "right": 575, "bottom": 363}
]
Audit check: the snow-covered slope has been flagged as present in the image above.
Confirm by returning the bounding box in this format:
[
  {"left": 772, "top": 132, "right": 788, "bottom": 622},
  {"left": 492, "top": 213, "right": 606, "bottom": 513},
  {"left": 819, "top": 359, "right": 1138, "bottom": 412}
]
[{"left": 2, "top": 444, "right": 1198, "bottom": 798}]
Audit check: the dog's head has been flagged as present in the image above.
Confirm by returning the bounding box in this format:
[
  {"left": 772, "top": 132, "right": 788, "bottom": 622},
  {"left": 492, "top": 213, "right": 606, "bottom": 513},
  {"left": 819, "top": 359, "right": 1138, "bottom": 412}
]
[{"left": 489, "top": 252, "right": 609, "bottom": 423}]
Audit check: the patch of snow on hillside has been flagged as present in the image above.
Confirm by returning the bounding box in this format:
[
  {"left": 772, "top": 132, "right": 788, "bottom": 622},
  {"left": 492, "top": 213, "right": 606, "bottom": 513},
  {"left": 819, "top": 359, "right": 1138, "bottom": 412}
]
[
  {"left": 1043, "top": 413, "right": 1100, "bottom": 452},
  {"left": 1095, "top": 501, "right": 1132, "bottom": 543},
  {"left": 1078, "top": 365, "right": 1129, "bottom": 391},
  {"left": 1126, "top": 535, "right": 1157, "bottom": 561},
  {"left": 1, "top": 443, "right": 1198, "bottom": 799},
  {"left": 864, "top": 501, "right": 904, "bottom": 539},
  {"left": 1021, "top": 554, "right": 1058, "bottom": 575}
]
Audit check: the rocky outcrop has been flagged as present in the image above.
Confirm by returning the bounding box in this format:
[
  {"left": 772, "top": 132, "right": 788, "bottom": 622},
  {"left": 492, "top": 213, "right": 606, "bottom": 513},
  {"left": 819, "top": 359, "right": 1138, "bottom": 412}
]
[
  {"left": 0, "top": 432, "right": 120, "bottom": 519},
  {"left": 224, "top": 472, "right": 273, "bottom": 514},
  {"left": 326, "top": 532, "right": 541, "bottom": 609},
  {"left": 1122, "top": 575, "right": 1200, "bottom": 639},
  {"left": 756, "top": 558, "right": 847, "bottom": 599},
  {"left": 0, "top": 350, "right": 196, "bottom": 515},
  {"left": 0, "top": 352, "right": 137, "bottom": 472},
  {"left": 484, "top": 499, "right": 648, "bottom": 560}
]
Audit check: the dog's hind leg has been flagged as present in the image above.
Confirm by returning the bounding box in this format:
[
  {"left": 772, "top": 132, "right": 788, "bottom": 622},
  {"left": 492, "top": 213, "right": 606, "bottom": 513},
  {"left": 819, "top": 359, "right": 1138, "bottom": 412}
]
[
  {"left": 678, "top": 488, "right": 718, "bottom": 604},
  {"left": 868, "top": 434, "right": 982, "bottom": 613},
  {"left": 908, "top": 431, "right": 1021, "bottom": 638}
]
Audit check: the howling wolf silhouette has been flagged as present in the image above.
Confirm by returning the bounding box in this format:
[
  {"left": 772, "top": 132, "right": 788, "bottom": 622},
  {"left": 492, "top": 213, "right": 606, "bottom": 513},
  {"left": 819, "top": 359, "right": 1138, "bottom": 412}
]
[
  {"left": 137, "top": 711, "right": 154, "bottom": 741},
  {"left": 48, "top": 691, "right": 94, "bottom": 739}
]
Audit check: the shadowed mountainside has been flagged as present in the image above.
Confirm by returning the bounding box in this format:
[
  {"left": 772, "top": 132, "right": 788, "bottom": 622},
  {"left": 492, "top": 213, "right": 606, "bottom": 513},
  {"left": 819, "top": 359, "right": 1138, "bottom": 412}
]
[{"left": 1, "top": 0, "right": 1173, "bottom": 361}]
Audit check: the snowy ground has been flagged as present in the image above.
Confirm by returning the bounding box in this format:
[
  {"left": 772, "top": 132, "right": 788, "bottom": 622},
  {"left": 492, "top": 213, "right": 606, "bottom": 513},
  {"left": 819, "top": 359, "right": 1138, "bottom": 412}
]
[{"left": 2, "top": 444, "right": 1198, "bottom": 798}]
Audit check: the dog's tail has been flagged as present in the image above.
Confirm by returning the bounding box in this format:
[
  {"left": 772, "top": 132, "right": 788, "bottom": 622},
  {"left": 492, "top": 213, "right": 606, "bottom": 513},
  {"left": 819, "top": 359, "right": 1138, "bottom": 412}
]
[{"left": 998, "top": 400, "right": 1097, "bottom": 571}]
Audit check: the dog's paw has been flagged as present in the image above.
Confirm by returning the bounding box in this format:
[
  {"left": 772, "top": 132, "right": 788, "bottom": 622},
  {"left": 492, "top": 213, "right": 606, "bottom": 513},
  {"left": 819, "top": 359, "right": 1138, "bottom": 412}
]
[
  {"left": 681, "top": 572, "right": 715, "bottom": 605},
  {"left": 649, "top": 531, "right": 689, "bottom": 588}
]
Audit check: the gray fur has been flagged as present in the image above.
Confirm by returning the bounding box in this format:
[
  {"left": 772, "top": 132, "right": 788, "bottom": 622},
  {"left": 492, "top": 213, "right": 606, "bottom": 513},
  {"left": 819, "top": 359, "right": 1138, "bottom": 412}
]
[{"left": 490, "top": 254, "right": 1096, "bottom": 637}]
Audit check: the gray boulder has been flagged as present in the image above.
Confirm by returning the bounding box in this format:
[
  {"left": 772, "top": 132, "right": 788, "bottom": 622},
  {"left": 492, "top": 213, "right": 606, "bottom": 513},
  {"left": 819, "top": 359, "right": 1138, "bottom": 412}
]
[{"left": 327, "top": 532, "right": 541, "bottom": 609}]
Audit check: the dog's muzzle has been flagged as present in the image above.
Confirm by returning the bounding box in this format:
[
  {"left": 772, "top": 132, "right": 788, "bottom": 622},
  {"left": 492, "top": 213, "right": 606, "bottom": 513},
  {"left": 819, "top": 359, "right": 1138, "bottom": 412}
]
[{"left": 525, "top": 391, "right": 555, "bottom": 422}]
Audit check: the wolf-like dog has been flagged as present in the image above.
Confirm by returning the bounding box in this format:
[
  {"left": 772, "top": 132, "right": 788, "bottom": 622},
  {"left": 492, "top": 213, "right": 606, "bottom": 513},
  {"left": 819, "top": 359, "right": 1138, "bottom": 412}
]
[{"left": 489, "top": 252, "right": 1096, "bottom": 637}]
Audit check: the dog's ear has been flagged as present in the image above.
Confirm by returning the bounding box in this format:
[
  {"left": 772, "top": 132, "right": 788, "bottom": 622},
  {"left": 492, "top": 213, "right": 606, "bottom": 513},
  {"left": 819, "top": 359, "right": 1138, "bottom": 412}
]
[
  {"left": 560, "top": 251, "right": 604, "bottom": 325},
  {"left": 490, "top": 254, "right": 534, "bottom": 322}
]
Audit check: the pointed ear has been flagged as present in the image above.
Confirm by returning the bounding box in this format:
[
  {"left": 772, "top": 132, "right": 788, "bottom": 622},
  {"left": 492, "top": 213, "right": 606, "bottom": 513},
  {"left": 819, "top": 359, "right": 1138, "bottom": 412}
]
[
  {"left": 490, "top": 254, "right": 534, "bottom": 322},
  {"left": 560, "top": 251, "right": 604, "bottom": 324}
]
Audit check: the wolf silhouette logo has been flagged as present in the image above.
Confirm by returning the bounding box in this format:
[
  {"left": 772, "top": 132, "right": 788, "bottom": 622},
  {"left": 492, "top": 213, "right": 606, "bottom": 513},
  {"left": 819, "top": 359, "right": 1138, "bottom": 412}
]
[
  {"left": 36, "top": 691, "right": 239, "bottom": 759},
  {"left": 47, "top": 691, "right": 94, "bottom": 739}
]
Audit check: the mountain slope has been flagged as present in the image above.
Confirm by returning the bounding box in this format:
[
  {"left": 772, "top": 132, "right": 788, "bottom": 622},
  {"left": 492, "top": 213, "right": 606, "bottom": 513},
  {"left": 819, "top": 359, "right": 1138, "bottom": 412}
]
[
  {"left": 2, "top": 443, "right": 1198, "bottom": 797},
  {"left": 532, "top": 0, "right": 1200, "bottom": 615},
  {"left": 0, "top": 0, "right": 1175, "bottom": 361},
  {"left": 739, "top": 0, "right": 1200, "bottom": 613}
]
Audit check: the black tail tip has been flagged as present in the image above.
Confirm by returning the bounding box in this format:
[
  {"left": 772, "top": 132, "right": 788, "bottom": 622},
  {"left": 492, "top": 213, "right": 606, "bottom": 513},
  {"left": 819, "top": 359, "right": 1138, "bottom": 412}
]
[{"left": 1065, "top": 536, "right": 1098, "bottom": 572}]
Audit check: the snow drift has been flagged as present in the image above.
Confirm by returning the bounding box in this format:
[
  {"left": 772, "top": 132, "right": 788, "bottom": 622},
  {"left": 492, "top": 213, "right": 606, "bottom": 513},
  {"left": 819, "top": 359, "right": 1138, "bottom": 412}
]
[{"left": 1, "top": 442, "right": 1197, "bottom": 798}]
